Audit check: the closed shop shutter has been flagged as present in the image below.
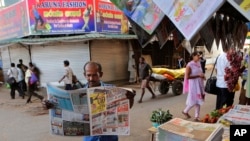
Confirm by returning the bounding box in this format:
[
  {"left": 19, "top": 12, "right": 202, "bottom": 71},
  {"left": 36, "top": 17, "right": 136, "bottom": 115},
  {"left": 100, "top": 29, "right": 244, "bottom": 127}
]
[
  {"left": 1, "top": 44, "right": 30, "bottom": 81},
  {"left": 31, "top": 42, "right": 90, "bottom": 86},
  {"left": 90, "top": 40, "right": 129, "bottom": 82},
  {"left": 9, "top": 44, "right": 30, "bottom": 66}
]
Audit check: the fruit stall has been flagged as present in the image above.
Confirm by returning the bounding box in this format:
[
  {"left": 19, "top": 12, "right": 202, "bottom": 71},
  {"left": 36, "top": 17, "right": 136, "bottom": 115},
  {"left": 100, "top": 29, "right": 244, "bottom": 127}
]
[{"left": 201, "top": 104, "right": 250, "bottom": 141}]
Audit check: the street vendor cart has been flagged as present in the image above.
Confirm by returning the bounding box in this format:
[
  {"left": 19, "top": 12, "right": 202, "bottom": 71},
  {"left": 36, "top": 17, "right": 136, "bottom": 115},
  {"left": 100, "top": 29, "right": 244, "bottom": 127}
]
[{"left": 150, "top": 68, "right": 185, "bottom": 96}]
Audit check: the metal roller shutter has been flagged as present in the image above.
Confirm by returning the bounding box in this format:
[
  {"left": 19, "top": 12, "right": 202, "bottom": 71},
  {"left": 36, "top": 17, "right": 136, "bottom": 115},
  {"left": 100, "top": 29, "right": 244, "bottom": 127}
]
[
  {"left": 90, "top": 40, "right": 129, "bottom": 82},
  {"left": 31, "top": 42, "right": 90, "bottom": 86},
  {"left": 1, "top": 44, "right": 30, "bottom": 81}
]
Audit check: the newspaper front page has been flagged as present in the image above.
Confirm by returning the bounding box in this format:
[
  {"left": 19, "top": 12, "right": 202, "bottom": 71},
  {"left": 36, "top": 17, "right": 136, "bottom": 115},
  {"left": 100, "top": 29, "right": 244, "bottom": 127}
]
[
  {"left": 158, "top": 118, "right": 224, "bottom": 141},
  {"left": 46, "top": 83, "right": 130, "bottom": 136}
]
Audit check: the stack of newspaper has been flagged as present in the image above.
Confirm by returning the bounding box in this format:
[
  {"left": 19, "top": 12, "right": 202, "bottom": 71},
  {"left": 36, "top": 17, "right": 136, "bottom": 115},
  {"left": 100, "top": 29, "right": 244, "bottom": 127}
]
[
  {"left": 157, "top": 118, "right": 224, "bottom": 141},
  {"left": 218, "top": 104, "right": 250, "bottom": 125}
]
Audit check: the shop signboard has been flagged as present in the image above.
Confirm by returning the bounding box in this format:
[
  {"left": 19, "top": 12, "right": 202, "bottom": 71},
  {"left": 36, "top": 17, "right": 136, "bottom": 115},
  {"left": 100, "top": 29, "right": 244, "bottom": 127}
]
[
  {"left": 153, "top": 0, "right": 225, "bottom": 40},
  {"left": 227, "top": 0, "right": 250, "bottom": 21},
  {"left": 0, "top": 0, "right": 29, "bottom": 41},
  {"left": 28, "top": 0, "right": 95, "bottom": 34},
  {"left": 95, "top": 0, "right": 128, "bottom": 33},
  {"left": 110, "top": 0, "right": 165, "bottom": 35}
]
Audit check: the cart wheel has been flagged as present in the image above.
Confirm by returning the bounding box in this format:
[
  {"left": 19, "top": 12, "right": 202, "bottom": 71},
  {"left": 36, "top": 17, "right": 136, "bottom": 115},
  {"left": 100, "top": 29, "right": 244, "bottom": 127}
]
[
  {"left": 172, "top": 80, "right": 183, "bottom": 95},
  {"left": 158, "top": 81, "right": 169, "bottom": 94}
]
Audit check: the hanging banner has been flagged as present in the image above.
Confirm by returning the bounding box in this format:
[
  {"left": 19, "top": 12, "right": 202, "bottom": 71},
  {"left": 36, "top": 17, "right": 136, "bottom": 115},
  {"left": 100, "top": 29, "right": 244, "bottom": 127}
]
[
  {"left": 95, "top": 0, "right": 128, "bottom": 33},
  {"left": 0, "top": 0, "right": 29, "bottom": 41},
  {"left": 28, "top": 0, "right": 95, "bottom": 34},
  {"left": 110, "top": 0, "right": 165, "bottom": 35},
  {"left": 153, "top": 0, "right": 225, "bottom": 40},
  {"left": 227, "top": 0, "right": 250, "bottom": 21}
]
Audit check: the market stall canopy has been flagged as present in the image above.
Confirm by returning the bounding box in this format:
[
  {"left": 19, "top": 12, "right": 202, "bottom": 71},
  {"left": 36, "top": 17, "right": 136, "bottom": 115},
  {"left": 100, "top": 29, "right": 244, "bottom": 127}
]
[{"left": 110, "top": 0, "right": 250, "bottom": 52}]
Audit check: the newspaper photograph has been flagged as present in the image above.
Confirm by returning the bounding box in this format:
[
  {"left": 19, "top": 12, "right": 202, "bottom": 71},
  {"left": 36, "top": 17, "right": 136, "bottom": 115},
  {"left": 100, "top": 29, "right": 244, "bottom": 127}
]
[
  {"left": 88, "top": 87, "right": 130, "bottom": 136},
  {"left": 46, "top": 83, "right": 131, "bottom": 136}
]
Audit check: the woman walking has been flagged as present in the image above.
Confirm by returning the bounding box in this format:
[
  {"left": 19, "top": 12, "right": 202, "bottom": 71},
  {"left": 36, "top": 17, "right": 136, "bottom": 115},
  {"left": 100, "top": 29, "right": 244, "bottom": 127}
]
[{"left": 182, "top": 52, "right": 206, "bottom": 121}]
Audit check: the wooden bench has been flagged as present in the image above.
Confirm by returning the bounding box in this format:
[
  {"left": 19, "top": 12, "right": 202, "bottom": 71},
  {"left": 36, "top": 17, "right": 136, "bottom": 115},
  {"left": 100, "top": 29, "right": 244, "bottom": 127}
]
[{"left": 147, "top": 127, "right": 157, "bottom": 141}]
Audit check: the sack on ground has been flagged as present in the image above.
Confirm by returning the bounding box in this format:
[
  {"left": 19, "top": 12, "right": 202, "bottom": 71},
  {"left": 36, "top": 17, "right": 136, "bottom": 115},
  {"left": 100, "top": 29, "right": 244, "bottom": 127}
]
[
  {"left": 205, "top": 76, "right": 218, "bottom": 95},
  {"left": 7, "top": 77, "right": 16, "bottom": 85}
]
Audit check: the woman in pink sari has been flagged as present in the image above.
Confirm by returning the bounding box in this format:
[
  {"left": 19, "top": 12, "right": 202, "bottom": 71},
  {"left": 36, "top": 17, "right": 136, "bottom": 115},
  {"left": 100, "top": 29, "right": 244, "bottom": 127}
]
[{"left": 182, "top": 52, "right": 205, "bottom": 121}]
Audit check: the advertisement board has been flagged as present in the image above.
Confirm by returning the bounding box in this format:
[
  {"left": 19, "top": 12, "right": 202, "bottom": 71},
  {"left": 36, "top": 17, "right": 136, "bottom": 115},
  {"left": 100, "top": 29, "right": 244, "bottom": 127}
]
[
  {"left": 110, "top": 0, "right": 165, "bottom": 35},
  {"left": 28, "top": 0, "right": 95, "bottom": 34},
  {"left": 95, "top": 0, "right": 128, "bottom": 33},
  {"left": 0, "top": 0, "right": 29, "bottom": 41},
  {"left": 227, "top": 0, "right": 250, "bottom": 21},
  {"left": 153, "top": 0, "right": 225, "bottom": 40}
]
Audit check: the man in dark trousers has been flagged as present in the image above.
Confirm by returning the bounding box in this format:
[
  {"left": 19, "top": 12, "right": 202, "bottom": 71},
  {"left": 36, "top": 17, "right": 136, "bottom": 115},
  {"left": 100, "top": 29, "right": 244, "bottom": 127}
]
[
  {"left": 199, "top": 51, "right": 206, "bottom": 73},
  {"left": 138, "top": 57, "right": 156, "bottom": 103}
]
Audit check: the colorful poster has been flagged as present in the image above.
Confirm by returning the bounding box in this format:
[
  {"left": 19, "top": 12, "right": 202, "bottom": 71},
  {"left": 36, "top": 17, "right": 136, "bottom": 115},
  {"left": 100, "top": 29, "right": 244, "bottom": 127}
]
[
  {"left": 227, "top": 0, "right": 250, "bottom": 21},
  {"left": 95, "top": 0, "right": 129, "bottom": 33},
  {"left": 110, "top": 0, "right": 165, "bottom": 34},
  {"left": 153, "top": 0, "right": 225, "bottom": 40},
  {"left": 28, "top": 0, "right": 95, "bottom": 34},
  {"left": 0, "top": 0, "right": 29, "bottom": 41}
]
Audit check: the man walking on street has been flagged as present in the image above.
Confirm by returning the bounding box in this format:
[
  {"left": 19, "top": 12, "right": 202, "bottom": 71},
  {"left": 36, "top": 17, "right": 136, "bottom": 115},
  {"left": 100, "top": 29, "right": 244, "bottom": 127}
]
[
  {"left": 7, "top": 63, "right": 24, "bottom": 99},
  {"left": 59, "top": 60, "right": 74, "bottom": 90},
  {"left": 138, "top": 57, "right": 156, "bottom": 103},
  {"left": 24, "top": 66, "right": 44, "bottom": 103}
]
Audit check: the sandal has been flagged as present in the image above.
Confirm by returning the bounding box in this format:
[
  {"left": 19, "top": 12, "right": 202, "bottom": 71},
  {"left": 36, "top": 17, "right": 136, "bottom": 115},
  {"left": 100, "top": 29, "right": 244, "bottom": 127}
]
[
  {"left": 138, "top": 100, "right": 142, "bottom": 103},
  {"left": 194, "top": 118, "right": 200, "bottom": 122},
  {"left": 182, "top": 111, "right": 191, "bottom": 119}
]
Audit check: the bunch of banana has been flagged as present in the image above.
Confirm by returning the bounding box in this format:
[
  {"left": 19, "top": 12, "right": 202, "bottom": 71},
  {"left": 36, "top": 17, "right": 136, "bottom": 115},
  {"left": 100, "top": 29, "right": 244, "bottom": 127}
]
[{"left": 219, "top": 119, "right": 233, "bottom": 127}]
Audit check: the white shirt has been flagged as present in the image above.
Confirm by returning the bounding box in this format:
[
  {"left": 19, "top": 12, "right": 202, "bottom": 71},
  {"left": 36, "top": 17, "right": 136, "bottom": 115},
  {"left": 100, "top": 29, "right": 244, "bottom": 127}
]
[
  {"left": 25, "top": 69, "right": 32, "bottom": 84},
  {"left": 63, "top": 66, "right": 73, "bottom": 84},
  {"left": 17, "top": 68, "right": 24, "bottom": 82},
  {"left": 7, "top": 67, "right": 18, "bottom": 81},
  {"left": 215, "top": 52, "right": 230, "bottom": 88}
]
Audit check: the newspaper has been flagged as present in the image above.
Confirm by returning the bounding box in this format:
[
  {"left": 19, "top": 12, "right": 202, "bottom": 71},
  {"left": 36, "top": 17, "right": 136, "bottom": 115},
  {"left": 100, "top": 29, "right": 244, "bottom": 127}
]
[
  {"left": 157, "top": 118, "right": 224, "bottom": 141},
  {"left": 218, "top": 105, "right": 250, "bottom": 125},
  {"left": 46, "top": 83, "right": 131, "bottom": 136}
]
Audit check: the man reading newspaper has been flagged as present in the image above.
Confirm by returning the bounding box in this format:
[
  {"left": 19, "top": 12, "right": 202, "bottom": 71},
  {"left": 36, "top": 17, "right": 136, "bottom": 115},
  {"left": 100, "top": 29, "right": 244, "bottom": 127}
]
[{"left": 43, "top": 61, "right": 135, "bottom": 141}]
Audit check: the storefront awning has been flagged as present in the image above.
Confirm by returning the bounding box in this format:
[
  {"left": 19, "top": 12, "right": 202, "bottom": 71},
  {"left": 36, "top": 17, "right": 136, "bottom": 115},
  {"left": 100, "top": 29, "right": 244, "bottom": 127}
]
[{"left": 0, "top": 33, "right": 138, "bottom": 46}]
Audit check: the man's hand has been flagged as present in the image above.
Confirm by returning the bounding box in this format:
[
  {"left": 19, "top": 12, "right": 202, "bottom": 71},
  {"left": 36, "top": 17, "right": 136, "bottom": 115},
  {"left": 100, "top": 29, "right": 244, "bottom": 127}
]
[{"left": 42, "top": 99, "right": 55, "bottom": 110}]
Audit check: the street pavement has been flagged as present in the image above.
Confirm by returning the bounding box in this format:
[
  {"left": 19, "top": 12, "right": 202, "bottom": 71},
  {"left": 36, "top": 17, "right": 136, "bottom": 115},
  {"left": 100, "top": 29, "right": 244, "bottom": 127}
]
[{"left": 0, "top": 68, "right": 241, "bottom": 141}]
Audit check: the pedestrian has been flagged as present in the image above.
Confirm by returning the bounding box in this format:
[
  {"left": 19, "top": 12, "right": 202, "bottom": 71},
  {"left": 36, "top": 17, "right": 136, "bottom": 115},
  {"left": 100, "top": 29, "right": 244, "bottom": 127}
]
[
  {"left": 215, "top": 48, "right": 234, "bottom": 109},
  {"left": 199, "top": 51, "right": 206, "bottom": 73},
  {"left": 138, "top": 57, "right": 156, "bottom": 103},
  {"left": 24, "top": 66, "right": 44, "bottom": 104},
  {"left": 17, "top": 64, "right": 26, "bottom": 97},
  {"left": 59, "top": 60, "right": 74, "bottom": 90},
  {"left": 18, "top": 59, "right": 27, "bottom": 91},
  {"left": 182, "top": 52, "right": 205, "bottom": 122},
  {"left": 7, "top": 63, "right": 25, "bottom": 99},
  {"left": 239, "top": 49, "right": 249, "bottom": 105},
  {"left": 128, "top": 54, "right": 137, "bottom": 84},
  {"left": 176, "top": 54, "right": 186, "bottom": 69}
]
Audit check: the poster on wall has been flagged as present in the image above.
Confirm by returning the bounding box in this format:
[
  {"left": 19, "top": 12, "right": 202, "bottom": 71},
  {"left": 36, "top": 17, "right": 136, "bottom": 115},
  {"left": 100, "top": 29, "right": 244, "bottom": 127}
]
[
  {"left": 28, "top": 0, "right": 95, "bottom": 34},
  {"left": 153, "top": 0, "right": 225, "bottom": 40},
  {"left": 95, "top": 0, "right": 129, "bottom": 33},
  {"left": 0, "top": 0, "right": 29, "bottom": 41},
  {"left": 110, "top": 0, "right": 165, "bottom": 35},
  {"left": 227, "top": 0, "right": 250, "bottom": 21}
]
